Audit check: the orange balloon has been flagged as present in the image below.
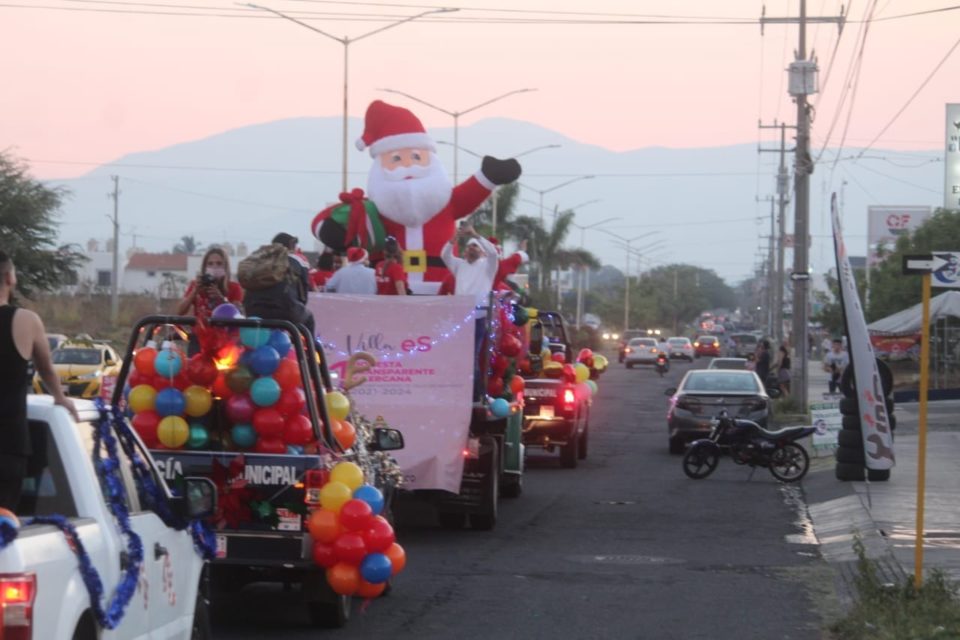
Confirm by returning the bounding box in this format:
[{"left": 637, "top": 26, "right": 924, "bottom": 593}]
[
  {"left": 274, "top": 359, "right": 302, "bottom": 390},
  {"left": 356, "top": 579, "right": 386, "bottom": 599},
  {"left": 333, "top": 420, "right": 357, "bottom": 450},
  {"left": 307, "top": 508, "right": 341, "bottom": 544},
  {"left": 385, "top": 542, "right": 406, "bottom": 576},
  {"left": 326, "top": 562, "right": 360, "bottom": 596},
  {"left": 510, "top": 376, "right": 525, "bottom": 394}
]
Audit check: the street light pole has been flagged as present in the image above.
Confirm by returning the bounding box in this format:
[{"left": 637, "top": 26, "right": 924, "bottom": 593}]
[
  {"left": 378, "top": 87, "right": 536, "bottom": 183},
  {"left": 524, "top": 175, "right": 595, "bottom": 225},
  {"left": 244, "top": 3, "right": 457, "bottom": 192},
  {"left": 572, "top": 215, "right": 618, "bottom": 329}
]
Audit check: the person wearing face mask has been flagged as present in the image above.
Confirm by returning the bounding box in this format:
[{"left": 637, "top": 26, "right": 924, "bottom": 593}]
[{"left": 177, "top": 247, "right": 244, "bottom": 322}]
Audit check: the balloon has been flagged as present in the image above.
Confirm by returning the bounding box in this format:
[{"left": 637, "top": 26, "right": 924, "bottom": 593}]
[
  {"left": 0, "top": 507, "right": 21, "bottom": 530},
  {"left": 356, "top": 579, "right": 386, "bottom": 599},
  {"left": 326, "top": 563, "right": 360, "bottom": 596},
  {"left": 540, "top": 348, "right": 551, "bottom": 362},
  {"left": 543, "top": 361, "right": 563, "bottom": 379},
  {"left": 211, "top": 302, "right": 242, "bottom": 319},
  {"left": 307, "top": 508, "right": 342, "bottom": 544},
  {"left": 352, "top": 485, "right": 384, "bottom": 516},
  {"left": 283, "top": 414, "right": 314, "bottom": 445},
  {"left": 332, "top": 420, "right": 356, "bottom": 450},
  {"left": 187, "top": 424, "right": 209, "bottom": 449},
  {"left": 325, "top": 391, "right": 351, "bottom": 421},
  {"left": 552, "top": 351, "right": 567, "bottom": 364},
  {"left": 254, "top": 437, "right": 285, "bottom": 454},
  {"left": 240, "top": 325, "right": 270, "bottom": 349},
  {"left": 248, "top": 345, "right": 281, "bottom": 377},
  {"left": 226, "top": 365, "right": 254, "bottom": 394},
  {"left": 593, "top": 355, "right": 609, "bottom": 371},
  {"left": 231, "top": 423, "right": 257, "bottom": 449},
  {"left": 487, "top": 377, "right": 504, "bottom": 398},
  {"left": 561, "top": 363, "right": 577, "bottom": 383},
  {"left": 276, "top": 387, "right": 306, "bottom": 417},
  {"left": 268, "top": 330, "right": 292, "bottom": 359},
  {"left": 128, "top": 384, "right": 157, "bottom": 413},
  {"left": 500, "top": 334, "right": 522, "bottom": 357},
  {"left": 186, "top": 354, "right": 218, "bottom": 387},
  {"left": 212, "top": 372, "right": 233, "bottom": 400},
  {"left": 385, "top": 543, "right": 406, "bottom": 576},
  {"left": 252, "top": 407, "right": 285, "bottom": 438},
  {"left": 134, "top": 347, "right": 157, "bottom": 376},
  {"left": 363, "top": 516, "right": 395, "bottom": 553},
  {"left": 574, "top": 363, "right": 590, "bottom": 384},
  {"left": 492, "top": 355, "right": 509, "bottom": 376},
  {"left": 490, "top": 398, "right": 510, "bottom": 418},
  {"left": 510, "top": 376, "right": 526, "bottom": 395},
  {"left": 586, "top": 380, "right": 599, "bottom": 396},
  {"left": 576, "top": 382, "right": 592, "bottom": 401},
  {"left": 286, "top": 445, "right": 304, "bottom": 455},
  {"left": 320, "top": 481, "right": 353, "bottom": 513},
  {"left": 157, "top": 416, "right": 189, "bottom": 448},
  {"left": 131, "top": 410, "right": 160, "bottom": 447},
  {"left": 512, "top": 305, "right": 529, "bottom": 326},
  {"left": 330, "top": 462, "right": 364, "bottom": 491},
  {"left": 183, "top": 385, "right": 213, "bottom": 417},
  {"left": 273, "top": 359, "right": 301, "bottom": 390},
  {"left": 225, "top": 394, "right": 255, "bottom": 424},
  {"left": 339, "top": 499, "right": 374, "bottom": 532},
  {"left": 250, "top": 377, "right": 281, "bottom": 407},
  {"left": 312, "top": 541, "right": 338, "bottom": 568},
  {"left": 155, "top": 387, "right": 185, "bottom": 418},
  {"left": 359, "top": 552, "right": 393, "bottom": 584},
  {"left": 527, "top": 307, "right": 539, "bottom": 319},
  {"left": 333, "top": 531, "right": 367, "bottom": 565},
  {"left": 577, "top": 348, "right": 594, "bottom": 362},
  {"left": 128, "top": 369, "right": 147, "bottom": 388},
  {"left": 154, "top": 348, "right": 183, "bottom": 378},
  {"left": 172, "top": 372, "right": 192, "bottom": 391}
]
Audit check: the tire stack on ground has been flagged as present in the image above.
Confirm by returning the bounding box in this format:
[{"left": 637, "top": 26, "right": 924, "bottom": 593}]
[{"left": 835, "top": 359, "right": 896, "bottom": 482}]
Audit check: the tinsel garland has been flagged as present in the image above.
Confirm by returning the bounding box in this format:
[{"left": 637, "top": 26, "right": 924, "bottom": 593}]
[{"left": 0, "top": 519, "right": 17, "bottom": 548}]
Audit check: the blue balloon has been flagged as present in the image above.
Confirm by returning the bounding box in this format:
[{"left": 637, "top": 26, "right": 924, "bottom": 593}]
[
  {"left": 155, "top": 387, "right": 186, "bottom": 417},
  {"left": 359, "top": 553, "right": 393, "bottom": 584},
  {"left": 490, "top": 397, "right": 510, "bottom": 418},
  {"left": 249, "top": 345, "right": 281, "bottom": 377},
  {"left": 154, "top": 349, "right": 183, "bottom": 378},
  {"left": 250, "top": 376, "right": 281, "bottom": 407},
  {"left": 268, "top": 330, "right": 292, "bottom": 358},
  {"left": 352, "top": 485, "right": 385, "bottom": 516},
  {"left": 286, "top": 445, "right": 304, "bottom": 455},
  {"left": 240, "top": 323, "right": 270, "bottom": 349},
  {"left": 231, "top": 423, "right": 256, "bottom": 448}
]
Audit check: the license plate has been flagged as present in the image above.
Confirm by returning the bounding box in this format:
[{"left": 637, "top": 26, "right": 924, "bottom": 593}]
[
  {"left": 215, "top": 535, "right": 228, "bottom": 559},
  {"left": 539, "top": 405, "right": 555, "bottom": 419},
  {"left": 526, "top": 388, "right": 555, "bottom": 398}
]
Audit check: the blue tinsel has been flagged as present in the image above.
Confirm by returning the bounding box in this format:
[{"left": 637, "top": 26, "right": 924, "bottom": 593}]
[{"left": 0, "top": 520, "right": 17, "bottom": 548}]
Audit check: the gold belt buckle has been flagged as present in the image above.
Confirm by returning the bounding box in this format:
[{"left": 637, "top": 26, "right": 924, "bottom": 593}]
[{"left": 403, "top": 249, "right": 427, "bottom": 273}]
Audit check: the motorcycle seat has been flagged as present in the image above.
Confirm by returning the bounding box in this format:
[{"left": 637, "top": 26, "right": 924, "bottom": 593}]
[{"left": 734, "top": 421, "right": 815, "bottom": 440}]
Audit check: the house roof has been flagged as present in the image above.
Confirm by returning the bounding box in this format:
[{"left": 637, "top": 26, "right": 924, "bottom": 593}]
[{"left": 126, "top": 253, "right": 189, "bottom": 271}]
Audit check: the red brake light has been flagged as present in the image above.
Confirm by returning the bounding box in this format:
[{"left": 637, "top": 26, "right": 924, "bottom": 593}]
[
  {"left": 693, "top": 342, "right": 700, "bottom": 347},
  {"left": 1, "top": 574, "right": 36, "bottom": 640},
  {"left": 563, "top": 389, "right": 576, "bottom": 405}
]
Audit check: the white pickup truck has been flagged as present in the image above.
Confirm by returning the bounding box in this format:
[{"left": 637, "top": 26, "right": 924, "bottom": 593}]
[{"left": 0, "top": 396, "right": 215, "bottom": 640}]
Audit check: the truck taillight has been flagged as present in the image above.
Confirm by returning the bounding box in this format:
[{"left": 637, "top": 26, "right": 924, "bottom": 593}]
[
  {"left": 562, "top": 388, "right": 576, "bottom": 412},
  {"left": 304, "top": 469, "right": 329, "bottom": 505},
  {"left": 1, "top": 573, "right": 36, "bottom": 640}
]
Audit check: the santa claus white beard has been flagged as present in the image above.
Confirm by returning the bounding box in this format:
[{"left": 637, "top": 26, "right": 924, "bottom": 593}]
[{"left": 367, "top": 153, "right": 453, "bottom": 228}]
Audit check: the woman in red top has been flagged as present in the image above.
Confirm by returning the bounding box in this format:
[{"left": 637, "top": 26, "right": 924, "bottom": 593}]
[
  {"left": 177, "top": 247, "right": 244, "bottom": 321},
  {"left": 375, "top": 237, "right": 408, "bottom": 295},
  {"left": 310, "top": 251, "right": 336, "bottom": 291}
]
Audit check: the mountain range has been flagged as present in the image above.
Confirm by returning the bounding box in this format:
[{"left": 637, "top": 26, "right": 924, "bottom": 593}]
[{"left": 44, "top": 116, "right": 946, "bottom": 284}]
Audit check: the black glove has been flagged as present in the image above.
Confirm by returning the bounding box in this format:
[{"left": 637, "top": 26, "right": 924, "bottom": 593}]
[{"left": 481, "top": 156, "right": 522, "bottom": 186}]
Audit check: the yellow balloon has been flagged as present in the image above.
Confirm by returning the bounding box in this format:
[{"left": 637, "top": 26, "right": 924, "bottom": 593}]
[
  {"left": 320, "top": 480, "right": 353, "bottom": 513},
  {"left": 594, "top": 354, "right": 609, "bottom": 369},
  {"left": 183, "top": 385, "right": 213, "bottom": 417},
  {"left": 527, "top": 307, "right": 538, "bottom": 319},
  {"left": 543, "top": 361, "right": 563, "bottom": 379},
  {"left": 157, "top": 416, "right": 189, "bottom": 448},
  {"left": 540, "top": 348, "right": 551, "bottom": 362},
  {"left": 128, "top": 384, "right": 157, "bottom": 413},
  {"left": 325, "top": 391, "right": 351, "bottom": 421},
  {"left": 574, "top": 363, "right": 590, "bottom": 384},
  {"left": 330, "top": 461, "right": 364, "bottom": 491}
]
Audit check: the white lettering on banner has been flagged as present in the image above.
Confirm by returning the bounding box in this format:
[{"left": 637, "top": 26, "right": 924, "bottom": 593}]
[
  {"left": 155, "top": 458, "right": 184, "bottom": 480},
  {"left": 244, "top": 465, "right": 298, "bottom": 486}
]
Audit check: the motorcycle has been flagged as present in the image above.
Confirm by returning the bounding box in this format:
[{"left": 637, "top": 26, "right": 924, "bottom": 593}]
[
  {"left": 655, "top": 353, "right": 669, "bottom": 377},
  {"left": 682, "top": 411, "right": 815, "bottom": 482}
]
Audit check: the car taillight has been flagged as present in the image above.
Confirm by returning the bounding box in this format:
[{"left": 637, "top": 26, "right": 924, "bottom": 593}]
[
  {"left": 561, "top": 387, "right": 576, "bottom": 413},
  {"left": 1, "top": 573, "right": 36, "bottom": 640},
  {"left": 304, "top": 469, "right": 329, "bottom": 505},
  {"left": 675, "top": 398, "right": 699, "bottom": 412}
]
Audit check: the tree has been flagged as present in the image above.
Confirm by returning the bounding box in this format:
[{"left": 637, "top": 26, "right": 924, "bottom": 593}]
[
  {"left": 0, "top": 152, "right": 86, "bottom": 297},
  {"left": 471, "top": 183, "right": 520, "bottom": 240},
  {"left": 812, "top": 269, "right": 868, "bottom": 337},
  {"left": 173, "top": 235, "right": 202, "bottom": 255}
]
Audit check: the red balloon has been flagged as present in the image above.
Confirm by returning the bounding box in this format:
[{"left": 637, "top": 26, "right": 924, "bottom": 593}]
[
  {"left": 132, "top": 410, "right": 160, "bottom": 447},
  {"left": 276, "top": 387, "right": 306, "bottom": 417},
  {"left": 252, "top": 408, "right": 285, "bottom": 438},
  {"left": 562, "top": 363, "right": 577, "bottom": 383},
  {"left": 577, "top": 348, "right": 594, "bottom": 363},
  {"left": 385, "top": 543, "right": 406, "bottom": 576},
  {"left": 225, "top": 394, "right": 255, "bottom": 424},
  {"left": 212, "top": 372, "right": 233, "bottom": 400},
  {"left": 274, "top": 359, "right": 302, "bottom": 390},
  {"left": 134, "top": 347, "right": 157, "bottom": 377},
  {"left": 128, "top": 369, "right": 147, "bottom": 388},
  {"left": 187, "top": 354, "right": 218, "bottom": 387},
  {"left": 500, "top": 334, "right": 522, "bottom": 357},
  {"left": 363, "top": 516, "right": 395, "bottom": 553},
  {"left": 173, "top": 372, "right": 191, "bottom": 391},
  {"left": 356, "top": 579, "right": 386, "bottom": 599},
  {"left": 510, "top": 376, "right": 526, "bottom": 394},
  {"left": 339, "top": 499, "right": 374, "bottom": 532},
  {"left": 487, "top": 377, "right": 504, "bottom": 398},
  {"left": 551, "top": 351, "right": 566, "bottom": 364},
  {"left": 152, "top": 375, "right": 172, "bottom": 391},
  {"left": 333, "top": 532, "right": 367, "bottom": 565},
  {"left": 492, "top": 355, "right": 509, "bottom": 376},
  {"left": 312, "top": 541, "right": 338, "bottom": 568},
  {"left": 283, "top": 414, "right": 314, "bottom": 445},
  {"left": 254, "top": 437, "right": 285, "bottom": 454}
]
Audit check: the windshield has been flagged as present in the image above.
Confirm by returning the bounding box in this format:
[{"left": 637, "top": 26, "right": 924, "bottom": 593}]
[
  {"left": 630, "top": 338, "right": 656, "bottom": 346},
  {"left": 668, "top": 338, "right": 688, "bottom": 346},
  {"left": 709, "top": 359, "right": 747, "bottom": 370},
  {"left": 683, "top": 372, "right": 760, "bottom": 393},
  {"left": 732, "top": 334, "right": 758, "bottom": 345},
  {"left": 52, "top": 348, "right": 102, "bottom": 366},
  {"left": 698, "top": 337, "right": 717, "bottom": 344}
]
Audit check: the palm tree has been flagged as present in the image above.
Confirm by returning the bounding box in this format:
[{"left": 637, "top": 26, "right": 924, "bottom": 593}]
[
  {"left": 471, "top": 183, "right": 520, "bottom": 240},
  {"left": 172, "top": 235, "right": 202, "bottom": 255}
]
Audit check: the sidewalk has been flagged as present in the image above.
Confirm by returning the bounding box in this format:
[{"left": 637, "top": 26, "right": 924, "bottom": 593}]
[{"left": 801, "top": 356, "right": 960, "bottom": 605}]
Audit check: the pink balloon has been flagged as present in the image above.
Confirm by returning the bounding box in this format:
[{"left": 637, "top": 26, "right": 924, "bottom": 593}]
[{"left": 225, "top": 394, "right": 255, "bottom": 424}]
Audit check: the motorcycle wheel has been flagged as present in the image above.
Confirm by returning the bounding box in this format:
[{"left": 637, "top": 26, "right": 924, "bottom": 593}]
[
  {"left": 682, "top": 445, "right": 719, "bottom": 480},
  {"left": 769, "top": 442, "right": 810, "bottom": 483}
]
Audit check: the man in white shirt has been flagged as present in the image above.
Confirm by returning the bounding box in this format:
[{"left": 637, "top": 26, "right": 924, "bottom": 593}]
[
  {"left": 325, "top": 247, "right": 377, "bottom": 294},
  {"left": 441, "top": 226, "right": 499, "bottom": 306},
  {"left": 822, "top": 338, "right": 849, "bottom": 394}
]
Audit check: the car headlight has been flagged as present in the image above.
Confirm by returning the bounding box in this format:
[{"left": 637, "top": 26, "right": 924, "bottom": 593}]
[
  {"left": 602, "top": 333, "right": 611, "bottom": 340},
  {"left": 612, "top": 333, "right": 620, "bottom": 340},
  {"left": 77, "top": 371, "right": 103, "bottom": 380}
]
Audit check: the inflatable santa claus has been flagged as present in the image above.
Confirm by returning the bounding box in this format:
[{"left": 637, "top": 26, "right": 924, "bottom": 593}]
[{"left": 312, "top": 100, "right": 521, "bottom": 294}]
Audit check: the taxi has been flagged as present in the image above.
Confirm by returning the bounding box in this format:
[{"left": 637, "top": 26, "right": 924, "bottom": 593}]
[{"left": 34, "top": 339, "right": 123, "bottom": 398}]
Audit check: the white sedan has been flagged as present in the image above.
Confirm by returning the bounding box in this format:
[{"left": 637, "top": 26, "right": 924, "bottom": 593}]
[
  {"left": 666, "top": 337, "right": 695, "bottom": 361},
  {"left": 624, "top": 337, "right": 661, "bottom": 368}
]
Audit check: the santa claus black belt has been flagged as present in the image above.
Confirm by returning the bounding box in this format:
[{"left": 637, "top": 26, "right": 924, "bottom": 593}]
[{"left": 402, "top": 249, "right": 446, "bottom": 273}]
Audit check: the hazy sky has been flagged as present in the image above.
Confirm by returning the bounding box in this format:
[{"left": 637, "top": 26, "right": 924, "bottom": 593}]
[{"left": 2, "top": 0, "right": 959, "bottom": 284}]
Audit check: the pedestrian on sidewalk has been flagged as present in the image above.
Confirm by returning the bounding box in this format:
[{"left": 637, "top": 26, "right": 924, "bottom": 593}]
[
  {"left": 822, "top": 338, "right": 849, "bottom": 394},
  {"left": 755, "top": 339, "right": 772, "bottom": 389},
  {"left": 775, "top": 345, "right": 792, "bottom": 396}
]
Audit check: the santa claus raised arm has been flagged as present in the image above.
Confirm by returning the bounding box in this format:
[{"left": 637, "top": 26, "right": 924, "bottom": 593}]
[{"left": 312, "top": 100, "right": 522, "bottom": 295}]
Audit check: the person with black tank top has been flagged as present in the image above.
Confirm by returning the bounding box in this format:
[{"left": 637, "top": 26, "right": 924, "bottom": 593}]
[{"left": 0, "top": 251, "right": 77, "bottom": 511}]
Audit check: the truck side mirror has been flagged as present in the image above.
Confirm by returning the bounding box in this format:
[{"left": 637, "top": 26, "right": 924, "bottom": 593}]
[
  {"left": 369, "top": 427, "right": 404, "bottom": 452},
  {"left": 183, "top": 477, "right": 217, "bottom": 520},
  {"left": 664, "top": 387, "right": 677, "bottom": 396}
]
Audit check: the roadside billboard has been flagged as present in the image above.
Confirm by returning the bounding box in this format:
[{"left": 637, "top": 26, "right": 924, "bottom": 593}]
[
  {"left": 867, "top": 205, "right": 932, "bottom": 266},
  {"left": 945, "top": 103, "right": 960, "bottom": 211}
]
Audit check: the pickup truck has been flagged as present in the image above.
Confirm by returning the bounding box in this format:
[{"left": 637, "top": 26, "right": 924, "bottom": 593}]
[
  {"left": 521, "top": 311, "right": 591, "bottom": 468},
  {"left": 113, "top": 315, "right": 405, "bottom": 629},
  {"left": 0, "top": 395, "right": 216, "bottom": 640}
]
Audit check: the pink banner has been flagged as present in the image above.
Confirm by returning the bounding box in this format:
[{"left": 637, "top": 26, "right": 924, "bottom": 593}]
[{"left": 308, "top": 294, "right": 478, "bottom": 492}]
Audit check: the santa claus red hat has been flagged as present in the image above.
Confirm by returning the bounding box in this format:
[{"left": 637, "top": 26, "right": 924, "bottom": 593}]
[
  {"left": 355, "top": 100, "right": 436, "bottom": 157},
  {"left": 346, "top": 247, "right": 368, "bottom": 264}
]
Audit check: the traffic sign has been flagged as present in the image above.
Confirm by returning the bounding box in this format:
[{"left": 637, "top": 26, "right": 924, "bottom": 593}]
[
  {"left": 789, "top": 272, "right": 810, "bottom": 282},
  {"left": 902, "top": 253, "right": 951, "bottom": 275}
]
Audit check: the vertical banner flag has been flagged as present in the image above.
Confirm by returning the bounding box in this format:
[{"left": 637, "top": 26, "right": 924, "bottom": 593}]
[
  {"left": 944, "top": 103, "right": 960, "bottom": 211},
  {"left": 832, "top": 193, "right": 895, "bottom": 470},
  {"left": 309, "top": 294, "right": 478, "bottom": 492}
]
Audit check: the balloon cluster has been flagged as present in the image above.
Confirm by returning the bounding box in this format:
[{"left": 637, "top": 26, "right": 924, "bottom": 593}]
[
  {"left": 325, "top": 390, "right": 358, "bottom": 450},
  {"left": 485, "top": 301, "right": 530, "bottom": 418},
  {"left": 307, "top": 462, "right": 406, "bottom": 598}
]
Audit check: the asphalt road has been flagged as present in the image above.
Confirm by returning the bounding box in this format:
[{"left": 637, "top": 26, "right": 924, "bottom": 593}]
[{"left": 212, "top": 354, "right": 835, "bottom": 640}]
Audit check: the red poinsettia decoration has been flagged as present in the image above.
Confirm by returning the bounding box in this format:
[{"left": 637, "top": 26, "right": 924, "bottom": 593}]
[{"left": 211, "top": 455, "right": 254, "bottom": 530}]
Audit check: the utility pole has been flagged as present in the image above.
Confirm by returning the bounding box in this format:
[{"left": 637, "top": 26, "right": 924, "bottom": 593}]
[
  {"left": 108, "top": 176, "right": 120, "bottom": 326},
  {"left": 760, "top": 0, "right": 844, "bottom": 408},
  {"left": 758, "top": 121, "right": 795, "bottom": 343}
]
